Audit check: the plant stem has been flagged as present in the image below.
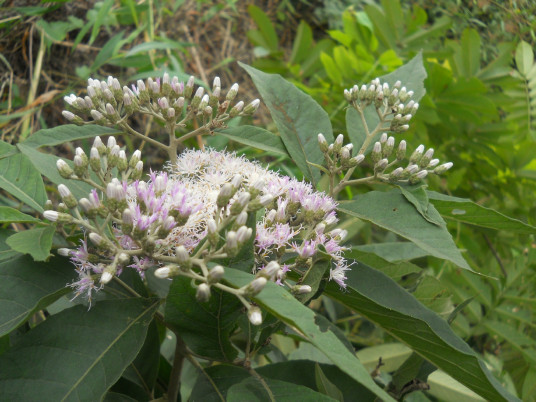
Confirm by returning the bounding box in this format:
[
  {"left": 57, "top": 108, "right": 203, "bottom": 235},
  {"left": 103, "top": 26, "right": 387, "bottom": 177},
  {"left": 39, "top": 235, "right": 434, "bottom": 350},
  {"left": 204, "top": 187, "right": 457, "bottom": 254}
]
[
  {"left": 247, "top": 366, "right": 275, "bottom": 402},
  {"left": 168, "top": 334, "right": 187, "bottom": 402}
]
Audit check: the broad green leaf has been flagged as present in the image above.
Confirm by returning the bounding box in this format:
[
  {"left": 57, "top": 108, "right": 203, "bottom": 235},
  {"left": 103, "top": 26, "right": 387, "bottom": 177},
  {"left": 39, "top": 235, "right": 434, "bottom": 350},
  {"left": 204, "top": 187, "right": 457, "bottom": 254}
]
[
  {"left": 191, "top": 361, "right": 376, "bottom": 402},
  {"left": 164, "top": 276, "right": 241, "bottom": 361},
  {"left": 0, "top": 254, "right": 76, "bottom": 337},
  {"left": 338, "top": 189, "right": 471, "bottom": 270},
  {"left": 216, "top": 126, "right": 289, "bottom": 157},
  {"left": 239, "top": 62, "right": 334, "bottom": 185},
  {"left": 0, "top": 151, "right": 46, "bottom": 213},
  {"left": 515, "top": 41, "right": 534, "bottom": 77},
  {"left": 356, "top": 343, "right": 412, "bottom": 372},
  {"left": 290, "top": 21, "right": 313, "bottom": 64},
  {"left": 0, "top": 207, "right": 39, "bottom": 223},
  {"left": 228, "top": 376, "right": 337, "bottom": 402},
  {"left": 482, "top": 320, "right": 536, "bottom": 365},
  {"left": 428, "top": 370, "right": 486, "bottom": 402},
  {"left": 0, "top": 298, "right": 158, "bottom": 401},
  {"left": 325, "top": 263, "right": 519, "bottom": 402},
  {"left": 381, "top": 52, "right": 427, "bottom": 103},
  {"left": 247, "top": 5, "right": 279, "bottom": 52},
  {"left": 224, "top": 268, "right": 395, "bottom": 401},
  {"left": 399, "top": 185, "right": 443, "bottom": 226},
  {"left": 428, "top": 191, "right": 536, "bottom": 234},
  {"left": 6, "top": 226, "right": 55, "bottom": 261},
  {"left": 347, "top": 248, "right": 421, "bottom": 281},
  {"left": 20, "top": 124, "right": 120, "bottom": 148},
  {"left": 121, "top": 320, "right": 160, "bottom": 398},
  {"left": 353, "top": 242, "right": 428, "bottom": 262},
  {"left": 0, "top": 230, "right": 21, "bottom": 262},
  {"left": 314, "top": 363, "right": 344, "bottom": 401}
]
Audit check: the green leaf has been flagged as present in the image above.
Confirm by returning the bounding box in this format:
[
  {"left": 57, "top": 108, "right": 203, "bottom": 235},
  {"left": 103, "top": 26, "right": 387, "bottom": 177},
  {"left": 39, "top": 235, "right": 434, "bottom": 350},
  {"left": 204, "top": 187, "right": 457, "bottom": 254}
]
[
  {"left": 239, "top": 62, "right": 334, "bottom": 185},
  {"left": 290, "top": 21, "right": 313, "bottom": 65},
  {"left": 247, "top": 5, "right": 278, "bottom": 52},
  {"left": 0, "top": 150, "right": 46, "bottom": 213},
  {"left": 191, "top": 361, "right": 377, "bottom": 402},
  {"left": 164, "top": 276, "right": 241, "bottom": 361},
  {"left": 224, "top": 268, "right": 395, "bottom": 401},
  {"left": 6, "top": 225, "right": 55, "bottom": 261},
  {"left": 0, "top": 254, "right": 76, "bottom": 337},
  {"left": 515, "top": 41, "right": 534, "bottom": 76},
  {"left": 398, "top": 185, "right": 443, "bottom": 226},
  {"left": 20, "top": 124, "right": 120, "bottom": 148},
  {"left": 352, "top": 242, "right": 428, "bottom": 262},
  {"left": 324, "top": 263, "right": 519, "bottom": 402},
  {"left": 0, "top": 230, "right": 21, "bottom": 262},
  {"left": 228, "top": 376, "right": 337, "bottom": 402},
  {"left": 427, "top": 191, "right": 536, "bottom": 234},
  {"left": 315, "top": 363, "right": 344, "bottom": 401},
  {"left": 356, "top": 343, "right": 412, "bottom": 372},
  {"left": 427, "top": 370, "right": 488, "bottom": 402},
  {"left": 0, "top": 207, "right": 39, "bottom": 223},
  {"left": 216, "top": 126, "right": 289, "bottom": 157},
  {"left": 124, "top": 40, "right": 189, "bottom": 57},
  {"left": 338, "top": 189, "right": 471, "bottom": 270},
  {"left": 0, "top": 298, "right": 158, "bottom": 401},
  {"left": 296, "top": 260, "right": 330, "bottom": 304},
  {"left": 121, "top": 320, "right": 160, "bottom": 398},
  {"left": 347, "top": 248, "right": 421, "bottom": 282}
]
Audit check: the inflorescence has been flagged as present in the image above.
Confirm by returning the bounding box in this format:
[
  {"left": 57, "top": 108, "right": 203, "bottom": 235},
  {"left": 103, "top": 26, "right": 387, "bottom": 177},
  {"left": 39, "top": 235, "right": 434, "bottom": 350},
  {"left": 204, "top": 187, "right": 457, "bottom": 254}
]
[{"left": 47, "top": 72, "right": 452, "bottom": 325}]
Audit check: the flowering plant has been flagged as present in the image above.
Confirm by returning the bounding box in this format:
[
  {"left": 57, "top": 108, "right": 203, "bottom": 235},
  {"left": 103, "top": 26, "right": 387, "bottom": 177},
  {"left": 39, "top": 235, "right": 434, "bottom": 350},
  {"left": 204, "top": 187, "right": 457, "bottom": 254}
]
[{"left": 0, "top": 56, "right": 517, "bottom": 402}]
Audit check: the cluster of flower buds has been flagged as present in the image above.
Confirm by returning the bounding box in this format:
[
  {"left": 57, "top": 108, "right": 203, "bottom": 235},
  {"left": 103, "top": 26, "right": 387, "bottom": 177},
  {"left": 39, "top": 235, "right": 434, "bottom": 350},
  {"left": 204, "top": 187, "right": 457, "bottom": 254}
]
[
  {"left": 318, "top": 133, "right": 365, "bottom": 173},
  {"left": 56, "top": 136, "right": 143, "bottom": 184},
  {"left": 62, "top": 74, "right": 260, "bottom": 130},
  {"left": 367, "top": 133, "right": 452, "bottom": 184},
  {"left": 344, "top": 78, "right": 418, "bottom": 133}
]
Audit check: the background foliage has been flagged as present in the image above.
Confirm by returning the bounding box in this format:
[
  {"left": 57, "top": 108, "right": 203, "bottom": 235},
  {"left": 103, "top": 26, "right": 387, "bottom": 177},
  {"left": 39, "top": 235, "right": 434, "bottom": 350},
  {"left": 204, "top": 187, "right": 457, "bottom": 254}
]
[{"left": 0, "top": 1, "right": 535, "bottom": 401}]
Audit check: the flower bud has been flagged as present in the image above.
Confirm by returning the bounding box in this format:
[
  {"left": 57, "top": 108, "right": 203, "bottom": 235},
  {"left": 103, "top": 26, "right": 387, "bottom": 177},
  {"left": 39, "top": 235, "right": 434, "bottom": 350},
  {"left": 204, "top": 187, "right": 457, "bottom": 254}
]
[
  {"left": 217, "top": 183, "right": 233, "bottom": 207},
  {"left": 292, "top": 285, "right": 312, "bottom": 294},
  {"left": 208, "top": 265, "right": 225, "bottom": 284},
  {"left": 374, "top": 158, "right": 388, "bottom": 173},
  {"left": 43, "top": 210, "right": 58, "bottom": 222},
  {"left": 243, "top": 99, "right": 260, "bottom": 115},
  {"left": 371, "top": 142, "right": 382, "bottom": 163},
  {"left": 410, "top": 144, "right": 425, "bottom": 164},
  {"left": 229, "top": 100, "right": 244, "bottom": 117},
  {"left": 155, "top": 265, "right": 179, "bottom": 279},
  {"left": 132, "top": 161, "right": 143, "bottom": 180},
  {"left": 333, "top": 134, "right": 344, "bottom": 154},
  {"left": 235, "top": 211, "right": 248, "bottom": 226},
  {"left": 56, "top": 159, "right": 74, "bottom": 179},
  {"left": 58, "top": 248, "right": 72, "bottom": 257},
  {"left": 196, "top": 283, "right": 211, "bottom": 302},
  {"left": 184, "top": 76, "right": 195, "bottom": 98},
  {"left": 389, "top": 167, "right": 404, "bottom": 181},
  {"left": 409, "top": 170, "right": 428, "bottom": 184},
  {"left": 318, "top": 133, "right": 328, "bottom": 152},
  {"left": 420, "top": 148, "right": 434, "bottom": 168},
  {"left": 118, "top": 150, "right": 128, "bottom": 172},
  {"left": 257, "top": 261, "right": 280, "bottom": 280},
  {"left": 244, "top": 277, "right": 267, "bottom": 297},
  {"left": 100, "top": 271, "right": 113, "bottom": 284},
  {"left": 58, "top": 184, "right": 77, "bottom": 209},
  {"left": 226, "top": 83, "right": 239, "bottom": 100},
  {"left": 248, "top": 306, "right": 263, "bottom": 325},
  {"left": 397, "top": 140, "right": 406, "bottom": 160},
  {"left": 383, "top": 136, "right": 395, "bottom": 158},
  {"left": 90, "top": 147, "right": 101, "bottom": 172},
  {"left": 93, "top": 136, "right": 106, "bottom": 153},
  {"left": 434, "top": 162, "right": 453, "bottom": 174}
]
